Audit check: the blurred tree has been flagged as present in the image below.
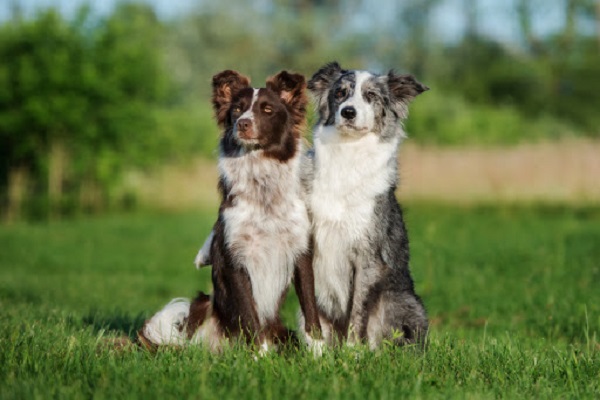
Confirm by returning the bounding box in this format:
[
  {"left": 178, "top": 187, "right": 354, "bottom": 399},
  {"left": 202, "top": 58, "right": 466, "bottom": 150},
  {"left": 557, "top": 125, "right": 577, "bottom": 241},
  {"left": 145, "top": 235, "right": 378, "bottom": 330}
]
[
  {"left": 463, "top": 0, "right": 478, "bottom": 39},
  {"left": 145, "top": 0, "right": 600, "bottom": 138},
  {"left": 597, "top": 0, "right": 600, "bottom": 46},
  {"left": 82, "top": 3, "right": 170, "bottom": 211},
  {"left": 0, "top": 4, "right": 172, "bottom": 220},
  {"left": 517, "top": 0, "right": 547, "bottom": 54},
  {"left": 2, "top": 0, "right": 600, "bottom": 221},
  {"left": 397, "top": 0, "right": 441, "bottom": 77},
  {"left": 293, "top": 0, "right": 341, "bottom": 12},
  {"left": 562, "top": 0, "right": 577, "bottom": 53},
  {"left": 0, "top": 9, "right": 91, "bottom": 218}
]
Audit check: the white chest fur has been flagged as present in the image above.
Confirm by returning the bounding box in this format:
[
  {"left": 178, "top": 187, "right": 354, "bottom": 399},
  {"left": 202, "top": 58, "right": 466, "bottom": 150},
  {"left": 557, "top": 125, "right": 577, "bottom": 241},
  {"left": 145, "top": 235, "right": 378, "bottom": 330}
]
[
  {"left": 309, "top": 128, "right": 398, "bottom": 317},
  {"left": 220, "top": 149, "right": 310, "bottom": 324}
]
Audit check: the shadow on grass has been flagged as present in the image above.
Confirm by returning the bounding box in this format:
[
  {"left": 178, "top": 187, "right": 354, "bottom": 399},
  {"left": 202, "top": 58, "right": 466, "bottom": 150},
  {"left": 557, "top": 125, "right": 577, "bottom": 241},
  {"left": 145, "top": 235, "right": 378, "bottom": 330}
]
[{"left": 82, "top": 310, "right": 147, "bottom": 340}]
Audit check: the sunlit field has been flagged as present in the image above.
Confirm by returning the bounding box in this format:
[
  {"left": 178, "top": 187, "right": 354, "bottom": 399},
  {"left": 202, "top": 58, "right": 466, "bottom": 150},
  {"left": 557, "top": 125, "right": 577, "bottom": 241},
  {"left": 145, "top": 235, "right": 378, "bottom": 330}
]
[
  {"left": 124, "top": 140, "right": 600, "bottom": 212},
  {"left": 2, "top": 1, "right": 600, "bottom": 398},
  {"left": 1, "top": 204, "right": 598, "bottom": 399}
]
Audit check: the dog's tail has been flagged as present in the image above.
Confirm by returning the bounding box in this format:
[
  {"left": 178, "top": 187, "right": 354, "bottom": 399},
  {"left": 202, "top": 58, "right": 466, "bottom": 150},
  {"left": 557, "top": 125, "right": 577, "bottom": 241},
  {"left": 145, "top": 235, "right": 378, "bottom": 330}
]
[{"left": 138, "top": 298, "right": 191, "bottom": 348}]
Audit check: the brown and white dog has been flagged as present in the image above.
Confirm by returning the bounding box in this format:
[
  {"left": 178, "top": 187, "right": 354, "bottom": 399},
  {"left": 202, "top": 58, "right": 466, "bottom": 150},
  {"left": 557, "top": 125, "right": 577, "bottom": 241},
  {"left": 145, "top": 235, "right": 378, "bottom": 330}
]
[{"left": 139, "top": 70, "right": 322, "bottom": 353}]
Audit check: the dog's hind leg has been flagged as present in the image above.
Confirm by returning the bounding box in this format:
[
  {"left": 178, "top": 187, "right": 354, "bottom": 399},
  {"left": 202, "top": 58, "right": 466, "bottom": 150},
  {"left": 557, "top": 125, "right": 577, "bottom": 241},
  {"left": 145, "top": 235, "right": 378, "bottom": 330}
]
[{"left": 185, "top": 292, "right": 212, "bottom": 337}]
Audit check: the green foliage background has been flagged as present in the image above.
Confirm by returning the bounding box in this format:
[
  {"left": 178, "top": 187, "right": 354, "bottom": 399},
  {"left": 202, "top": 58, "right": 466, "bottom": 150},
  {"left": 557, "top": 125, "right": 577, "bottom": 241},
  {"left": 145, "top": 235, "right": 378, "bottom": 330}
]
[{"left": 1, "top": 1, "right": 599, "bottom": 220}]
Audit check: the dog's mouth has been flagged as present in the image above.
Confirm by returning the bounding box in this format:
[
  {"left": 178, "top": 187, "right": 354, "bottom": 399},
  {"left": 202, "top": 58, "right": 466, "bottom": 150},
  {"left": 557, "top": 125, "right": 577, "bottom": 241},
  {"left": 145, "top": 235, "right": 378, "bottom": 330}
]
[
  {"left": 337, "top": 122, "right": 369, "bottom": 136},
  {"left": 237, "top": 138, "right": 261, "bottom": 151},
  {"left": 234, "top": 130, "right": 261, "bottom": 150}
]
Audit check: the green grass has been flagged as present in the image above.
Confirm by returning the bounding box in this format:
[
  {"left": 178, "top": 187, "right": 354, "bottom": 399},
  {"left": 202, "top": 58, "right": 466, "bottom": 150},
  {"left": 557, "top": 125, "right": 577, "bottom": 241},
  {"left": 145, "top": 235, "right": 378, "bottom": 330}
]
[{"left": 1, "top": 205, "right": 599, "bottom": 399}]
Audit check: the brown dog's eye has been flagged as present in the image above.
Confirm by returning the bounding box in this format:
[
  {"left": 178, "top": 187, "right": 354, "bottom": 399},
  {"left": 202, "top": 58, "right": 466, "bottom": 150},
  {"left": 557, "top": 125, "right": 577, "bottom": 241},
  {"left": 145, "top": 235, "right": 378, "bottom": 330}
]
[
  {"left": 263, "top": 105, "right": 273, "bottom": 114},
  {"left": 232, "top": 105, "right": 242, "bottom": 113}
]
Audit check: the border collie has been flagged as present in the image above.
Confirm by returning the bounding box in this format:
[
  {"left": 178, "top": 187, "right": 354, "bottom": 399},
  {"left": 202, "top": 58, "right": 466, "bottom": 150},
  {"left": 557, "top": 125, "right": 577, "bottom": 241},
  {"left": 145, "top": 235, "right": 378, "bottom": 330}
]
[
  {"left": 299, "top": 61, "right": 429, "bottom": 349},
  {"left": 139, "top": 70, "right": 322, "bottom": 353}
]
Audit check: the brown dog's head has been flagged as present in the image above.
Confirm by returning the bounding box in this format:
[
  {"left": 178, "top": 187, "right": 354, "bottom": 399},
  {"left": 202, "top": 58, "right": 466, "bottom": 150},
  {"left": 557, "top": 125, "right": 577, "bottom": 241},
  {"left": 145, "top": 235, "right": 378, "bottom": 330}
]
[{"left": 212, "top": 70, "right": 307, "bottom": 161}]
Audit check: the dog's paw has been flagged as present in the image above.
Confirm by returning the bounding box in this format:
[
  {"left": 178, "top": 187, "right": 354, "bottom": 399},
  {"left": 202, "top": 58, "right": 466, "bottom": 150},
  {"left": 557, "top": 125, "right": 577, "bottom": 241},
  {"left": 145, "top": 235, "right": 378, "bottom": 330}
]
[
  {"left": 252, "top": 341, "right": 274, "bottom": 361},
  {"left": 309, "top": 338, "right": 325, "bottom": 358},
  {"left": 259, "top": 341, "right": 271, "bottom": 356},
  {"left": 303, "top": 333, "right": 326, "bottom": 358}
]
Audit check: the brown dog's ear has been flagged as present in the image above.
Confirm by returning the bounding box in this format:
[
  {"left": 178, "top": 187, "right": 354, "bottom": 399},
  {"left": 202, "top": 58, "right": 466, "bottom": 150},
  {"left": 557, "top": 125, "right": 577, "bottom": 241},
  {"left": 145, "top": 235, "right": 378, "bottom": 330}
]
[
  {"left": 387, "top": 71, "right": 429, "bottom": 119},
  {"left": 307, "top": 61, "right": 346, "bottom": 124},
  {"left": 212, "top": 70, "right": 251, "bottom": 126},
  {"left": 266, "top": 71, "right": 308, "bottom": 138},
  {"left": 266, "top": 71, "right": 306, "bottom": 105}
]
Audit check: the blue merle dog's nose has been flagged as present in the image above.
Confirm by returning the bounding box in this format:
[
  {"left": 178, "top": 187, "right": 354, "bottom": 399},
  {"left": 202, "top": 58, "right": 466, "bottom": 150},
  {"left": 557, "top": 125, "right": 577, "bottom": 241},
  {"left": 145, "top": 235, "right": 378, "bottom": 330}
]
[{"left": 341, "top": 106, "right": 356, "bottom": 120}]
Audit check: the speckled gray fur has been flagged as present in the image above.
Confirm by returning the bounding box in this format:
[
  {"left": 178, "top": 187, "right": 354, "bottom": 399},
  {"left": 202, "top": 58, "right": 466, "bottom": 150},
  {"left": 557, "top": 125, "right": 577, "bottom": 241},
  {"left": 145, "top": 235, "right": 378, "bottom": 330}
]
[{"left": 301, "top": 62, "right": 429, "bottom": 348}]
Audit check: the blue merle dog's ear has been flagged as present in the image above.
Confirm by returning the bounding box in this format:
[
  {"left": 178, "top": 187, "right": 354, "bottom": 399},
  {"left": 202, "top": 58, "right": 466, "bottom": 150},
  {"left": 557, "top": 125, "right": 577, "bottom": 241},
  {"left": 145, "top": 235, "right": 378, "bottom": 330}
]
[
  {"left": 387, "top": 71, "right": 429, "bottom": 103},
  {"left": 308, "top": 62, "right": 344, "bottom": 94},
  {"left": 212, "top": 70, "right": 251, "bottom": 127},
  {"left": 308, "top": 62, "right": 346, "bottom": 123},
  {"left": 387, "top": 71, "right": 429, "bottom": 118}
]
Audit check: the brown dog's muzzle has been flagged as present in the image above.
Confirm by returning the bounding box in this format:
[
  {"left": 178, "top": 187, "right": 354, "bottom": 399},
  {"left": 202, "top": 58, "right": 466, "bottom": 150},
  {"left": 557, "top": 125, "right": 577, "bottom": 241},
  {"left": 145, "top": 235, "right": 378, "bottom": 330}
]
[{"left": 236, "top": 118, "right": 257, "bottom": 140}]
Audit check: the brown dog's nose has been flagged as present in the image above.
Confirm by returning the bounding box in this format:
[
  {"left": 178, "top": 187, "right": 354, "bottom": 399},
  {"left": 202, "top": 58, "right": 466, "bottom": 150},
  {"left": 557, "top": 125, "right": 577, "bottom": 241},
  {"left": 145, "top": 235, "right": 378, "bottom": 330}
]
[{"left": 237, "top": 118, "right": 251, "bottom": 132}]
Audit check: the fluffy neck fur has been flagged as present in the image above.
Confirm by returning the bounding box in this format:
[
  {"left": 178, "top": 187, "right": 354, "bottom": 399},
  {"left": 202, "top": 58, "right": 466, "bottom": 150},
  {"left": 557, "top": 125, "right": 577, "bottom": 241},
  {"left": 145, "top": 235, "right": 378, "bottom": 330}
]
[
  {"left": 219, "top": 141, "right": 304, "bottom": 206},
  {"left": 312, "top": 126, "right": 401, "bottom": 205}
]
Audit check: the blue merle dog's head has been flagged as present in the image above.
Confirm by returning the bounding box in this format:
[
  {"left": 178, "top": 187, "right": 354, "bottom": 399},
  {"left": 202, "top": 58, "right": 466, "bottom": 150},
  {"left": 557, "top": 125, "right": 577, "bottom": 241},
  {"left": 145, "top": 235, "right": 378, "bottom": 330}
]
[{"left": 308, "top": 62, "right": 428, "bottom": 141}]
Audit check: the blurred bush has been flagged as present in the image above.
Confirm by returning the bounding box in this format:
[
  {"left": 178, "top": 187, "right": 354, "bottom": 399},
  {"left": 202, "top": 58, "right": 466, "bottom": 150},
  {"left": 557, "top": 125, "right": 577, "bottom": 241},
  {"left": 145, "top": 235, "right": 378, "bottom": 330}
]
[
  {"left": 0, "top": 4, "right": 210, "bottom": 220},
  {"left": 1, "top": 0, "right": 599, "bottom": 220},
  {"left": 406, "top": 89, "right": 575, "bottom": 145}
]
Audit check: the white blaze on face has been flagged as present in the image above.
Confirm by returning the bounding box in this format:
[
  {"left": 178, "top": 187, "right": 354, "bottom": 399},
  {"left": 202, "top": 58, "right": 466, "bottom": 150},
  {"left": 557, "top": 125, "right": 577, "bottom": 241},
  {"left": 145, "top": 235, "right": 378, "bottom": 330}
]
[
  {"left": 239, "top": 89, "right": 259, "bottom": 122},
  {"left": 336, "top": 71, "right": 375, "bottom": 133},
  {"left": 234, "top": 89, "right": 259, "bottom": 141}
]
